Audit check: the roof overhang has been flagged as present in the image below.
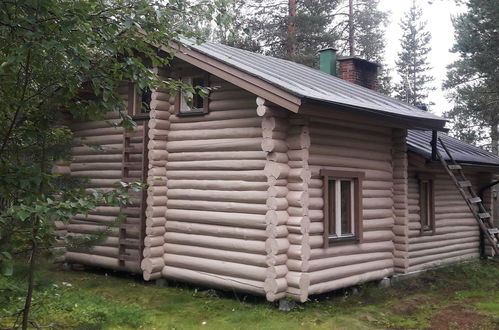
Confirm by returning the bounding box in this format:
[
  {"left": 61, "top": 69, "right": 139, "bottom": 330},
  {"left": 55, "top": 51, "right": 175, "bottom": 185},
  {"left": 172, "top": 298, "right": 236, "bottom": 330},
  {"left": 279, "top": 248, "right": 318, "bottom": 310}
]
[
  {"left": 159, "top": 42, "right": 302, "bottom": 112},
  {"left": 301, "top": 100, "right": 447, "bottom": 131},
  {"left": 143, "top": 34, "right": 447, "bottom": 131}
]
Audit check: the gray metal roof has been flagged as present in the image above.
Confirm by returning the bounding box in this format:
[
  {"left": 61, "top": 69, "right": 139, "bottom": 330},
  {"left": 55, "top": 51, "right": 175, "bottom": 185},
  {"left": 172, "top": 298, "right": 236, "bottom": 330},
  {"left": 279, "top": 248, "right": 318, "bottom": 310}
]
[
  {"left": 407, "top": 130, "right": 499, "bottom": 167},
  {"left": 180, "top": 39, "right": 446, "bottom": 128}
]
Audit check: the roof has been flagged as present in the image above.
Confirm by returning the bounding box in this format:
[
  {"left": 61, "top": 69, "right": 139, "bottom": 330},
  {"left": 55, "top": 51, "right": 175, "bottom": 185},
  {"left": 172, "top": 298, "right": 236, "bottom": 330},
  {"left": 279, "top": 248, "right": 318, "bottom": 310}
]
[
  {"left": 178, "top": 38, "right": 446, "bottom": 130},
  {"left": 407, "top": 130, "right": 499, "bottom": 168}
]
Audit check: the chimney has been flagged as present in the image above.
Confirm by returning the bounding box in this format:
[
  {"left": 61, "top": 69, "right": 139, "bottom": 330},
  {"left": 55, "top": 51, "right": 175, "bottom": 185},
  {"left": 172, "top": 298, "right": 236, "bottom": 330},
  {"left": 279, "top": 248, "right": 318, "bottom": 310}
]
[
  {"left": 337, "top": 57, "right": 379, "bottom": 90},
  {"left": 319, "top": 48, "right": 337, "bottom": 76}
]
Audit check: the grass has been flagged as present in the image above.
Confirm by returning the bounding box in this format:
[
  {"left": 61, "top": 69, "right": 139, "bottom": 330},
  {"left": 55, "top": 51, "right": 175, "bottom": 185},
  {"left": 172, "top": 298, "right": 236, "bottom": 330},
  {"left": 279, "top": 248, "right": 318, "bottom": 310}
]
[{"left": 1, "top": 259, "right": 498, "bottom": 329}]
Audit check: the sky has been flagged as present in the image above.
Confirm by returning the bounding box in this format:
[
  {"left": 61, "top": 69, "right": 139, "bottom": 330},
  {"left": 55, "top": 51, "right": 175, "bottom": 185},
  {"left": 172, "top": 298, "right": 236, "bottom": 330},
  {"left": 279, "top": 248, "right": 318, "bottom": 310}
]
[{"left": 378, "top": 0, "right": 465, "bottom": 116}]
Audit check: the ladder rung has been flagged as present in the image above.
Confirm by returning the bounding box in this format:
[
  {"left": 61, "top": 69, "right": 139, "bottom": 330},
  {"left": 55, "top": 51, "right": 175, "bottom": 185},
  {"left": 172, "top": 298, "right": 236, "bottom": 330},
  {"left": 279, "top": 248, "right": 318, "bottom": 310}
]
[
  {"left": 118, "top": 253, "right": 138, "bottom": 262},
  {"left": 124, "top": 147, "right": 142, "bottom": 154},
  {"left": 119, "top": 238, "right": 140, "bottom": 246},
  {"left": 120, "top": 223, "right": 138, "bottom": 231},
  {"left": 468, "top": 197, "right": 482, "bottom": 203},
  {"left": 459, "top": 180, "right": 472, "bottom": 188},
  {"left": 121, "top": 177, "right": 141, "bottom": 183},
  {"left": 448, "top": 164, "right": 462, "bottom": 170},
  {"left": 124, "top": 130, "right": 142, "bottom": 138},
  {"left": 487, "top": 228, "right": 499, "bottom": 235},
  {"left": 478, "top": 212, "right": 490, "bottom": 219},
  {"left": 123, "top": 162, "right": 142, "bottom": 169}
]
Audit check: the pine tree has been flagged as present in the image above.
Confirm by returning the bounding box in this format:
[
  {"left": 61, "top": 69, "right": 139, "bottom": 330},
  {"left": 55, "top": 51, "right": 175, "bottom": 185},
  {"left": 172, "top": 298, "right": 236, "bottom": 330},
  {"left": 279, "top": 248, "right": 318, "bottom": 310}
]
[
  {"left": 334, "top": 0, "right": 388, "bottom": 63},
  {"left": 395, "top": 0, "right": 434, "bottom": 106},
  {"left": 216, "top": 0, "right": 340, "bottom": 67},
  {"left": 444, "top": 0, "right": 499, "bottom": 154}
]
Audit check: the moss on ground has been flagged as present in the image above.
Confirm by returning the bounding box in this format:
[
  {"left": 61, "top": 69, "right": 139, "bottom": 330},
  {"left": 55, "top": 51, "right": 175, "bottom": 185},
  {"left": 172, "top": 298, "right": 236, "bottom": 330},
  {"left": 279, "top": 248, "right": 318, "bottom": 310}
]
[{"left": 1, "top": 259, "right": 498, "bottom": 329}]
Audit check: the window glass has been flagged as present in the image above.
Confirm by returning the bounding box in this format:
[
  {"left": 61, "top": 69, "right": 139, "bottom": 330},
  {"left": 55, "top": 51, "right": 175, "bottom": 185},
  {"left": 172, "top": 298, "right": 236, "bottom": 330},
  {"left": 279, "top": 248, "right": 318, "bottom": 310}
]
[
  {"left": 340, "top": 180, "right": 353, "bottom": 236},
  {"left": 179, "top": 76, "right": 206, "bottom": 114},
  {"left": 139, "top": 88, "right": 151, "bottom": 113},
  {"left": 327, "top": 179, "right": 354, "bottom": 238}
]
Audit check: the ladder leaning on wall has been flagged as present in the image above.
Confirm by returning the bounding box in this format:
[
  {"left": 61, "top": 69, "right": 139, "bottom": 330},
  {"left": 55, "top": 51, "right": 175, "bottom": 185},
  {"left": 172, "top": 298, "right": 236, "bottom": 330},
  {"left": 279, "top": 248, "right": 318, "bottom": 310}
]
[
  {"left": 437, "top": 138, "right": 499, "bottom": 256},
  {"left": 118, "top": 120, "right": 149, "bottom": 268}
]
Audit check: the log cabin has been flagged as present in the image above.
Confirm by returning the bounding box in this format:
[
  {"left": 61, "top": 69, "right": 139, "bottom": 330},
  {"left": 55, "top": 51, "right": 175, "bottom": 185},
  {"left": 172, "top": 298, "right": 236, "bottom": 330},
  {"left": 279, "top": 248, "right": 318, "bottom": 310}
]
[{"left": 55, "top": 39, "right": 499, "bottom": 302}]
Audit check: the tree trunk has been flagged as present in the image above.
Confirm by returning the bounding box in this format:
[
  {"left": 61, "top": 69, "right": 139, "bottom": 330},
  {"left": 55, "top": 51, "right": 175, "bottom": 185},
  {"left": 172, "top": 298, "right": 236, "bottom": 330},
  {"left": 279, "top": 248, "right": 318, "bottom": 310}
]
[
  {"left": 348, "top": 0, "right": 354, "bottom": 56},
  {"left": 21, "top": 233, "right": 38, "bottom": 330},
  {"left": 287, "top": 0, "right": 297, "bottom": 61},
  {"left": 491, "top": 122, "right": 498, "bottom": 155}
]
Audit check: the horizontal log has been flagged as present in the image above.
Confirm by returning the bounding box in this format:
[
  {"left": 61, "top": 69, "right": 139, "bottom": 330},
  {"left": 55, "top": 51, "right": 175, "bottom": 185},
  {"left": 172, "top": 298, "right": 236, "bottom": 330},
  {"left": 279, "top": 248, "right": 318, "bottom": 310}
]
[
  {"left": 161, "top": 265, "right": 265, "bottom": 295},
  {"left": 167, "top": 138, "right": 263, "bottom": 152},
  {"left": 168, "top": 199, "right": 267, "bottom": 215},
  {"left": 164, "top": 232, "right": 266, "bottom": 254},
  {"left": 166, "top": 160, "right": 266, "bottom": 171},
  {"left": 165, "top": 243, "right": 268, "bottom": 267},
  {"left": 164, "top": 254, "right": 267, "bottom": 281},
  {"left": 166, "top": 221, "right": 267, "bottom": 240},
  {"left": 169, "top": 127, "right": 262, "bottom": 141},
  {"left": 168, "top": 151, "right": 266, "bottom": 162},
  {"left": 65, "top": 252, "right": 140, "bottom": 273},
  {"left": 167, "top": 170, "right": 267, "bottom": 182},
  {"left": 166, "top": 209, "right": 267, "bottom": 229},
  {"left": 307, "top": 267, "right": 393, "bottom": 296}
]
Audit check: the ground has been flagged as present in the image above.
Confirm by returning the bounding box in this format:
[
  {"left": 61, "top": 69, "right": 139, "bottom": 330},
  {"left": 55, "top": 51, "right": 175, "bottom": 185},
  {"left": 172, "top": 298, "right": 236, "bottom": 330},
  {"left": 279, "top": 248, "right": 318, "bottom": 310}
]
[{"left": 1, "top": 259, "right": 498, "bottom": 329}]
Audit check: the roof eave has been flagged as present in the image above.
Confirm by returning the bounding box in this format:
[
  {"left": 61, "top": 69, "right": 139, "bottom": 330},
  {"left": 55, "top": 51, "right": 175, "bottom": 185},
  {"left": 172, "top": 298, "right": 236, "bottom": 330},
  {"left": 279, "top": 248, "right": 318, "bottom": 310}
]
[
  {"left": 301, "top": 99, "right": 447, "bottom": 131},
  {"left": 162, "top": 41, "right": 303, "bottom": 113}
]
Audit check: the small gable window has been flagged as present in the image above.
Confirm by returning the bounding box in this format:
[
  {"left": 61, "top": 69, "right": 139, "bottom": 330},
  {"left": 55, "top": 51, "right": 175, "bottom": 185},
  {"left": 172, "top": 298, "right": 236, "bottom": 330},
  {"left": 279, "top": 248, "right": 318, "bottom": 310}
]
[
  {"left": 175, "top": 75, "right": 209, "bottom": 116},
  {"left": 418, "top": 173, "right": 435, "bottom": 234},
  {"left": 321, "top": 169, "right": 364, "bottom": 247}
]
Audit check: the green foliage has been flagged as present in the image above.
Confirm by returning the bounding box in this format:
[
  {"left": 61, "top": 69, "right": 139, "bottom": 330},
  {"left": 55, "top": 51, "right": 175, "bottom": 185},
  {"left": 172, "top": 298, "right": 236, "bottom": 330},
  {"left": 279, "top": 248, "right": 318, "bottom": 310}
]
[
  {"left": 394, "top": 0, "right": 434, "bottom": 106},
  {"left": 0, "top": 0, "right": 228, "bottom": 327},
  {"left": 444, "top": 0, "right": 499, "bottom": 154}
]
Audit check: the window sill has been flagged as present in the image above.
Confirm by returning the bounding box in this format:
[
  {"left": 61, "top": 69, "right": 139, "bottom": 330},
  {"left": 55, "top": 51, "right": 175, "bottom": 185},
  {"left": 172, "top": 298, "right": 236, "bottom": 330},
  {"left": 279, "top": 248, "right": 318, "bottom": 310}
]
[
  {"left": 177, "top": 111, "right": 207, "bottom": 117},
  {"left": 420, "top": 228, "right": 435, "bottom": 235},
  {"left": 328, "top": 235, "right": 359, "bottom": 244}
]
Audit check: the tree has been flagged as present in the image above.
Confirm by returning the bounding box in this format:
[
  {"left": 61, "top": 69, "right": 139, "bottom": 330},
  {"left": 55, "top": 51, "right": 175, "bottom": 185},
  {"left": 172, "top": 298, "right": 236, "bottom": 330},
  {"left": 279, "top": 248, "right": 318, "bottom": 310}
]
[
  {"left": 0, "top": 1, "right": 225, "bottom": 328},
  {"left": 444, "top": 0, "right": 499, "bottom": 154},
  {"left": 394, "top": 0, "right": 434, "bottom": 106},
  {"left": 221, "top": 0, "right": 340, "bottom": 67},
  {"left": 334, "top": 0, "right": 388, "bottom": 63}
]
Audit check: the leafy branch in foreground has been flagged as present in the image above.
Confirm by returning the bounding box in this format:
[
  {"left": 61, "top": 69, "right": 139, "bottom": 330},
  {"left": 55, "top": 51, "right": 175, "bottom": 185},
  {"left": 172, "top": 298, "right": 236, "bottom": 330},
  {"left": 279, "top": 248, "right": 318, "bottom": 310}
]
[{"left": 0, "top": 0, "right": 228, "bottom": 328}]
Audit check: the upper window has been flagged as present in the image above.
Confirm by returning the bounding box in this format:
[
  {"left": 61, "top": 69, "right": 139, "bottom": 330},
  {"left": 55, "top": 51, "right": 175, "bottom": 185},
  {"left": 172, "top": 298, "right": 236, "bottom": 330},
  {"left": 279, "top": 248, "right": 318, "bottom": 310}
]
[
  {"left": 418, "top": 173, "right": 435, "bottom": 234},
  {"left": 175, "top": 75, "right": 209, "bottom": 116},
  {"left": 321, "top": 169, "right": 364, "bottom": 247}
]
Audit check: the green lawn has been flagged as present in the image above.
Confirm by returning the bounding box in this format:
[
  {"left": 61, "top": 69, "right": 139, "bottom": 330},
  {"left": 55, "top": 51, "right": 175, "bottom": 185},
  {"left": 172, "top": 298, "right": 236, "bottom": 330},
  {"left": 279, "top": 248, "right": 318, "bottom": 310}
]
[{"left": 1, "top": 259, "right": 498, "bottom": 329}]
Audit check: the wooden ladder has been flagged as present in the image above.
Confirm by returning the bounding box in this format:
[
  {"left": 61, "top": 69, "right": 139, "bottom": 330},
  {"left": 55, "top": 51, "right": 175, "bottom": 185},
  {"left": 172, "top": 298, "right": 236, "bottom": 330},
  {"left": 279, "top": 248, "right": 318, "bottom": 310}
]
[
  {"left": 118, "top": 123, "right": 149, "bottom": 267},
  {"left": 436, "top": 138, "right": 499, "bottom": 256}
]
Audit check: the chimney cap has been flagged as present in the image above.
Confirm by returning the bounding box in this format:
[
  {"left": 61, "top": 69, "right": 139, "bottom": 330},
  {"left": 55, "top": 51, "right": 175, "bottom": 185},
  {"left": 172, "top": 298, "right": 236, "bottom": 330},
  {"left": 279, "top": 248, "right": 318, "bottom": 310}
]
[
  {"left": 319, "top": 47, "right": 338, "bottom": 53},
  {"left": 337, "top": 56, "right": 381, "bottom": 67}
]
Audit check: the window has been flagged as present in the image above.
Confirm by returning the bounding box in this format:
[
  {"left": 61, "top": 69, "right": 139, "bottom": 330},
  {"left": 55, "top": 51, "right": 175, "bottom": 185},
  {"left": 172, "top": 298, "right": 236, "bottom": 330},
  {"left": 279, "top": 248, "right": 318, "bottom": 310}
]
[
  {"left": 418, "top": 173, "right": 435, "bottom": 234},
  {"left": 321, "top": 169, "right": 364, "bottom": 247},
  {"left": 127, "top": 83, "right": 151, "bottom": 115},
  {"left": 174, "top": 75, "right": 209, "bottom": 116}
]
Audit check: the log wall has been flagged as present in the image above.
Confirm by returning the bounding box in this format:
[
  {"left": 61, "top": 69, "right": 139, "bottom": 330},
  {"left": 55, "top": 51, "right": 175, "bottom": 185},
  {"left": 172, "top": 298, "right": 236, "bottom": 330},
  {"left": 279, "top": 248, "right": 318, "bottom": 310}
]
[
  {"left": 305, "top": 114, "right": 395, "bottom": 296},
  {"left": 406, "top": 169, "right": 480, "bottom": 272},
  {"left": 158, "top": 75, "right": 268, "bottom": 296},
  {"left": 65, "top": 83, "right": 145, "bottom": 273}
]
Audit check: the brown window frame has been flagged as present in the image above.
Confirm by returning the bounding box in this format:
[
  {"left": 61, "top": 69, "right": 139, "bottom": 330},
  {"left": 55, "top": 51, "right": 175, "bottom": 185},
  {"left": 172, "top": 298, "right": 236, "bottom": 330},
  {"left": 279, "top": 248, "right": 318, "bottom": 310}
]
[
  {"left": 174, "top": 73, "right": 210, "bottom": 117},
  {"left": 320, "top": 169, "right": 364, "bottom": 248},
  {"left": 127, "top": 82, "right": 152, "bottom": 116},
  {"left": 417, "top": 173, "right": 436, "bottom": 235}
]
